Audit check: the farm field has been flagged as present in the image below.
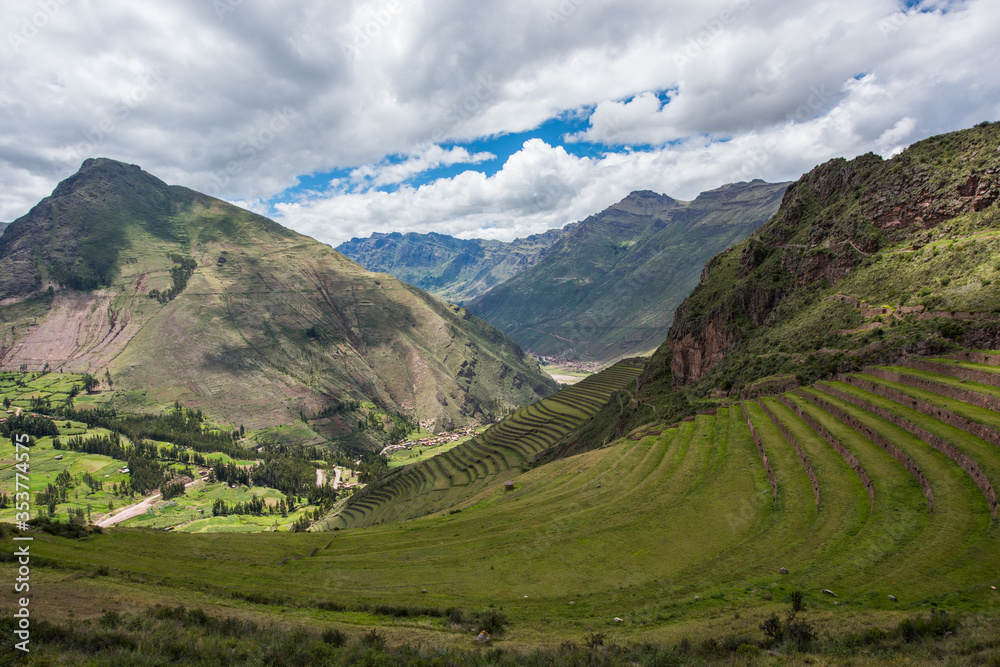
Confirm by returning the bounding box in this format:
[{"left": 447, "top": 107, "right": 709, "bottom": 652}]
[
  {"left": 10, "top": 352, "right": 1000, "bottom": 661},
  {"left": 386, "top": 426, "right": 486, "bottom": 469},
  {"left": 0, "top": 410, "right": 330, "bottom": 533},
  {"left": 0, "top": 371, "right": 109, "bottom": 411}
]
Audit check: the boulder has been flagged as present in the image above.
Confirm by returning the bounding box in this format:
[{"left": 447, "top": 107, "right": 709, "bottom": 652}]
[
  {"left": 822, "top": 589, "right": 836, "bottom": 597},
  {"left": 779, "top": 567, "right": 789, "bottom": 575}
]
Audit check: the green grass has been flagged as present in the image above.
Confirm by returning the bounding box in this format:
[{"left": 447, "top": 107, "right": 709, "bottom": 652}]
[
  {"left": 386, "top": 428, "right": 484, "bottom": 469},
  {"left": 3, "top": 352, "right": 1000, "bottom": 656},
  {"left": 327, "top": 362, "right": 644, "bottom": 529}
]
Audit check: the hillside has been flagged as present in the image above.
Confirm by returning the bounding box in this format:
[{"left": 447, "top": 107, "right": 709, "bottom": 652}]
[
  {"left": 0, "top": 159, "right": 558, "bottom": 442},
  {"left": 326, "top": 360, "right": 643, "bottom": 528},
  {"left": 0, "top": 222, "right": 7, "bottom": 237},
  {"left": 655, "top": 122, "right": 1000, "bottom": 399},
  {"left": 336, "top": 227, "right": 570, "bottom": 304},
  {"left": 13, "top": 351, "right": 1000, "bottom": 664},
  {"left": 469, "top": 182, "right": 789, "bottom": 363}
]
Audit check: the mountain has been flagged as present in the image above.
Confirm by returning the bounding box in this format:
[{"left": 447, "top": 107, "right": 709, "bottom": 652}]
[
  {"left": 0, "top": 222, "right": 8, "bottom": 237},
  {"left": 0, "top": 159, "right": 558, "bottom": 438},
  {"left": 659, "top": 121, "right": 1000, "bottom": 397},
  {"left": 558, "top": 122, "right": 1000, "bottom": 457},
  {"left": 336, "top": 227, "right": 571, "bottom": 304},
  {"left": 468, "top": 181, "right": 789, "bottom": 363}
]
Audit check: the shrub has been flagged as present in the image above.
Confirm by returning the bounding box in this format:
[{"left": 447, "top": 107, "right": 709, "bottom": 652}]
[
  {"left": 322, "top": 628, "right": 346, "bottom": 647},
  {"left": 358, "top": 628, "right": 386, "bottom": 650},
  {"left": 98, "top": 610, "right": 123, "bottom": 628},
  {"left": 898, "top": 609, "right": 959, "bottom": 642},
  {"left": 790, "top": 590, "right": 805, "bottom": 613},
  {"left": 446, "top": 607, "right": 464, "bottom": 625},
  {"left": 474, "top": 609, "right": 509, "bottom": 637}
]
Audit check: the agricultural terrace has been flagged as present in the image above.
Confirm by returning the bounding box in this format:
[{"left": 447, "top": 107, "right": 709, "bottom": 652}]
[
  {"left": 0, "top": 371, "right": 107, "bottom": 411},
  {"left": 19, "top": 352, "right": 1000, "bottom": 653},
  {"left": 323, "top": 361, "right": 644, "bottom": 529}
]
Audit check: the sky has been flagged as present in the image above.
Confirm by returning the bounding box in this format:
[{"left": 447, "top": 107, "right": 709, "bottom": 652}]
[{"left": 2, "top": 0, "right": 999, "bottom": 246}]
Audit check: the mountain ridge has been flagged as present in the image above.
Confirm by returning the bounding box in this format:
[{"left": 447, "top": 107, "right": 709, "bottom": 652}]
[
  {"left": 336, "top": 225, "right": 573, "bottom": 304},
  {"left": 0, "top": 158, "right": 558, "bottom": 443},
  {"left": 468, "top": 180, "right": 790, "bottom": 363}
]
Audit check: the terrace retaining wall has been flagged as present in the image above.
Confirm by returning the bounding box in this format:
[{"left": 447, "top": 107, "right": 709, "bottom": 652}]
[
  {"left": 758, "top": 401, "right": 821, "bottom": 506},
  {"left": 742, "top": 404, "right": 777, "bottom": 505},
  {"left": 777, "top": 395, "right": 875, "bottom": 510},
  {"left": 841, "top": 375, "right": 1000, "bottom": 448},
  {"left": 862, "top": 367, "right": 1000, "bottom": 413},
  {"left": 817, "top": 382, "right": 997, "bottom": 520},
  {"left": 905, "top": 360, "right": 1000, "bottom": 389},
  {"left": 799, "top": 389, "right": 935, "bottom": 515}
]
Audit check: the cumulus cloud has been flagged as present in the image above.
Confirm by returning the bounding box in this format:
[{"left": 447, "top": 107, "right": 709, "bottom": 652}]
[{"left": 0, "top": 0, "right": 997, "bottom": 246}]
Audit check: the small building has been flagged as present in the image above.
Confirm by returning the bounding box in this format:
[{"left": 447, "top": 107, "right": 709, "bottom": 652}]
[{"left": 503, "top": 480, "right": 514, "bottom": 491}]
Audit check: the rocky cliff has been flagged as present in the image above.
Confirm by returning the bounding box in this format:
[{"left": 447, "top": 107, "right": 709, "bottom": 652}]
[{"left": 659, "top": 121, "right": 1000, "bottom": 392}]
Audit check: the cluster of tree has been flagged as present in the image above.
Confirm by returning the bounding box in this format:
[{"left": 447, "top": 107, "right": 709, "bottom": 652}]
[
  {"left": 56, "top": 403, "right": 246, "bottom": 460},
  {"left": 160, "top": 479, "right": 187, "bottom": 501},
  {"left": 67, "top": 507, "right": 88, "bottom": 526},
  {"left": 290, "top": 496, "right": 337, "bottom": 532},
  {"left": 211, "top": 457, "right": 316, "bottom": 498},
  {"left": 312, "top": 399, "right": 361, "bottom": 420},
  {"left": 212, "top": 495, "right": 293, "bottom": 518},
  {"left": 61, "top": 433, "right": 167, "bottom": 495},
  {"left": 81, "top": 471, "right": 103, "bottom": 492},
  {"left": 0, "top": 413, "right": 58, "bottom": 438},
  {"left": 149, "top": 254, "right": 197, "bottom": 303},
  {"left": 386, "top": 412, "right": 417, "bottom": 444},
  {"left": 357, "top": 452, "right": 389, "bottom": 484},
  {"left": 0, "top": 492, "right": 8, "bottom": 509},
  {"left": 36, "top": 482, "right": 68, "bottom": 515},
  {"left": 29, "top": 395, "right": 53, "bottom": 412}
]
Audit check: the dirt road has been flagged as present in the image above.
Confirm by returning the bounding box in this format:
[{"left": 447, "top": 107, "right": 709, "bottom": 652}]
[{"left": 95, "top": 479, "right": 201, "bottom": 528}]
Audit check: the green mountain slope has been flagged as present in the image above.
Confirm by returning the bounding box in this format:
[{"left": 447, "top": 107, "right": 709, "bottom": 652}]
[
  {"left": 0, "top": 159, "right": 557, "bottom": 438},
  {"left": 468, "top": 182, "right": 789, "bottom": 363},
  {"left": 544, "top": 122, "right": 1000, "bottom": 461},
  {"left": 655, "top": 122, "right": 1000, "bottom": 399},
  {"left": 24, "top": 352, "right": 1000, "bottom": 660},
  {"left": 336, "top": 227, "right": 571, "bottom": 304}
]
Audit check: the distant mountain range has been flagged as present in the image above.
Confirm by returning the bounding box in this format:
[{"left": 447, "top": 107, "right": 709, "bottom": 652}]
[
  {"left": 469, "top": 181, "right": 789, "bottom": 362},
  {"left": 0, "top": 222, "right": 8, "bottom": 237},
  {"left": 337, "top": 227, "right": 573, "bottom": 304},
  {"left": 343, "top": 182, "right": 789, "bottom": 364},
  {"left": 0, "top": 159, "right": 557, "bottom": 440}
]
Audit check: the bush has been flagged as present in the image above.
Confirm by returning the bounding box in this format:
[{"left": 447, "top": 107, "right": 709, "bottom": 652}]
[
  {"left": 790, "top": 590, "right": 805, "bottom": 613},
  {"left": 898, "top": 609, "right": 959, "bottom": 642},
  {"left": 358, "top": 628, "right": 386, "bottom": 650},
  {"left": 474, "top": 609, "right": 509, "bottom": 637},
  {"left": 322, "top": 628, "right": 346, "bottom": 647}
]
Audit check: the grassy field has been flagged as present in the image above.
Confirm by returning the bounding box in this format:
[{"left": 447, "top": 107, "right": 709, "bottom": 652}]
[
  {"left": 3, "top": 353, "right": 1000, "bottom": 663},
  {"left": 0, "top": 371, "right": 110, "bottom": 411},
  {"left": 0, "top": 417, "right": 326, "bottom": 533}
]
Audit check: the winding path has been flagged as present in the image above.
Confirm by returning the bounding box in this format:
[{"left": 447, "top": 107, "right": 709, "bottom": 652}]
[{"left": 95, "top": 479, "right": 201, "bottom": 528}]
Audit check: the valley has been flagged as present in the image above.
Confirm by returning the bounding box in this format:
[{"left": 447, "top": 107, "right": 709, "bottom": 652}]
[{"left": 2, "top": 123, "right": 1000, "bottom": 664}]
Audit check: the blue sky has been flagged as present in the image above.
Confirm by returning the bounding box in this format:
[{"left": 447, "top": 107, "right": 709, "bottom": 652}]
[{"left": 1, "top": 0, "right": 998, "bottom": 244}]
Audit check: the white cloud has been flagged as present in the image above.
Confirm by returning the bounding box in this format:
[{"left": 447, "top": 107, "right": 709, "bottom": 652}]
[
  {"left": 348, "top": 145, "right": 495, "bottom": 188},
  {"left": 0, "top": 0, "right": 997, "bottom": 249}
]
